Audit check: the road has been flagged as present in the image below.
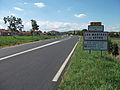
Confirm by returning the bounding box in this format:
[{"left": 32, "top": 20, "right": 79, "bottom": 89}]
[{"left": 0, "top": 36, "right": 79, "bottom": 90}]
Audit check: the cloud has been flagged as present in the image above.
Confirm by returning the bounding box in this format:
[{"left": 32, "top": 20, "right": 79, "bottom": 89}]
[
  {"left": 0, "top": 19, "right": 7, "bottom": 29},
  {"left": 0, "top": 25, "right": 4, "bottom": 29},
  {"left": 14, "top": 7, "right": 23, "bottom": 11},
  {"left": 23, "top": 21, "right": 88, "bottom": 32},
  {"left": 105, "top": 24, "right": 120, "bottom": 32},
  {"left": 74, "top": 14, "right": 86, "bottom": 18},
  {"left": 34, "top": 2, "right": 45, "bottom": 8}
]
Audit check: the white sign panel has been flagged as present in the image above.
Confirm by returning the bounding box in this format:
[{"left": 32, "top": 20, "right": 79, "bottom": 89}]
[
  {"left": 84, "top": 32, "right": 108, "bottom": 41},
  {"left": 88, "top": 25, "right": 104, "bottom": 31},
  {"left": 83, "top": 41, "right": 108, "bottom": 50}
]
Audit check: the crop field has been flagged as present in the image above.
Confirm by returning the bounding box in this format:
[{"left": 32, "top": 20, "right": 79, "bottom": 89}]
[
  {"left": 59, "top": 37, "right": 120, "bottom": 90},
  {"left": 0, "top": 35, "right": 60, "bottom": 49}
]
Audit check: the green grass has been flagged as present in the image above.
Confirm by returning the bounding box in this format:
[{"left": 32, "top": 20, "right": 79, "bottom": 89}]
[
  {"left": 109, "top": 37, "right": 120, "bottom": 40},
  {"left": 59, "top": 37, "right": 120, "bottom": 90},
  {"left": 0, "top": 35, "right": 60, "bottom": 48}
]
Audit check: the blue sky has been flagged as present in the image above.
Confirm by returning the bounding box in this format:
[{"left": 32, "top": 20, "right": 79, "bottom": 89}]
[{"left": 0, "top": 0, "right": 120, "bottom": 32}]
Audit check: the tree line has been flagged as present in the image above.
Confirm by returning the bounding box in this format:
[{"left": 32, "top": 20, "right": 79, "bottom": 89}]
[{"left": 3, "top": 15, "right": 39, "bottom": 35}]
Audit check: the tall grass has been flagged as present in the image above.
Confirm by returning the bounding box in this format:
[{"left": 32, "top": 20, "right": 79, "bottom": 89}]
[{"left": 59, "top": 37, "right": 120, "bottom": 90}]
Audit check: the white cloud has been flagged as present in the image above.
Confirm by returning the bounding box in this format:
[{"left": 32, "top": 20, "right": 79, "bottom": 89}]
[
  {"left": 1, "top": 18, "right": 120, "bottom": 32},
  {"left": 23, "top": 21, "right": 88, "bottom": 32},
  {"left": 74, "top": 14, "right": 86, "bottom": 18},
  {"left": 14, "top": 7, "right": 23, "bottom": 11},
  {"left": 105, "top": 24, "right": 120, "bottom": 32},
  {"left": 0, "top": 19, "right": 7, "bottom": 29},
  {"left": 34, "top": 2, "right": 45, "bottom": 8},
  {"left": 0, "top": 25, "right": 4, "bottom": 29}
]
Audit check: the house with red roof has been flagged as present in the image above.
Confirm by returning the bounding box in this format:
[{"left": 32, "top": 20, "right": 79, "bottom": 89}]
[
  {"left": 48, "top": 30, "right": 59, "bottom": 36},
  {"left": 33, "top": 30, "right": 42, "bottom": 36},
  {"left": 0, "top": 29, "right": 13, "bottom": 36}
]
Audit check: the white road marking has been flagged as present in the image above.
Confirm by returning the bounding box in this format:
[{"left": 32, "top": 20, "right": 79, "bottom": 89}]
[
  {"left": 0, "top": 37, "right": 71, "bottom": 61},
  {"left": 52, "top": 41, "right": 79, "bottom": 82}
]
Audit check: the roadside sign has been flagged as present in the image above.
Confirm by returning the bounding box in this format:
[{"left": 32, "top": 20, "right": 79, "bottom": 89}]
[
  {"left": 83, "top": 31, "right": 108, "bottom": 50},
  {"left": 83, "top": 22, "right": 108, "bottom": 56},
  {"left": 88, "top": 25, "right": 104, "bottom": 32},
  {"left": 83, "top": 41, "right": 108, "bottom": 50},
  {"left": 83, "top": 32, "right": 108, "bottom": 41},
  {"left": 90, "top": 22, "right": 101, "bottom": 26}
]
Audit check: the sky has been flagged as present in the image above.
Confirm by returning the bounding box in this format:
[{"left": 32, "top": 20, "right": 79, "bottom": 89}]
[{"left": 0, "top": 0, "right": 120, "bottom": 32}]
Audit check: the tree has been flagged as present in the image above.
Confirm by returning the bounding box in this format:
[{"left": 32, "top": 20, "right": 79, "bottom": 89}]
[
  {"left": 3, "top": 15, "right": 24, "bottom": 33},
  {"left": 31, "top": 19, "right": 39, "bottom": 35}
]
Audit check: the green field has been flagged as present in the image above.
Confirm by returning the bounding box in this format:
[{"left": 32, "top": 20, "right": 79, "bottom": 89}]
[
  {"left": 59, "top": 37, "right": 120, "bottom": 90},
  {"left": 0, "top": 36, "right": 60, "bottom": 49}
]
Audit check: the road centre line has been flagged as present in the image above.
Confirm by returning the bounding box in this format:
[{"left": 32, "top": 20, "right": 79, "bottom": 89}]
[
  {"left": 52, "top": 40, "right": 79, "bottom": 82},
  {"left": 0, "top": 37, "right": 71, "bottom": 61}
]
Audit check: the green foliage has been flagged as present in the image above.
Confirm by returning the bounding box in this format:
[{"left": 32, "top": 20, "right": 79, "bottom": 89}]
[
  {"left": 31, "top": 19, "right": 39, "bottom": 31},
  {"left": 108, "top": 40, "right": 119, "bottom": 57},
  {"left": 59, "top": 37, "right": 120, "bottom": 90},
  {"left": 112, "top": 43, "right": 119, "bottom": 57},
  {"left": 3, "top": 15, "right": 24, "bottom": 32},
  {"left": 76, "top": 29, "right": 87, "bottom": 36},
  {"left": 108, "top": 40, "right": 113, "bottom": 54}
]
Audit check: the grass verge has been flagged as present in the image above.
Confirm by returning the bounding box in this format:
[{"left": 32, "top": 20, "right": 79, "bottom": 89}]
[
  {"left": 59, "top": 37, "right": 120, "bottom": 90},
  {"left": 0, "top": 35, "right": 60, "bottom": 49}
]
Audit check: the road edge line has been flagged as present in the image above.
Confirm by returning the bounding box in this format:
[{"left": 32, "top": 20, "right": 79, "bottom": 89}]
[{"left": 52, "top": 41, "right": 79, "bottom": 82}]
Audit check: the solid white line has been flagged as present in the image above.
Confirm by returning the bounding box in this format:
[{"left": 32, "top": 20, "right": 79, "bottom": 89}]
[
  {"left": 52, "top": 41, "right": 79, "bottom": 82},
  {"left": 0, "top": 37, "right": 71, "bottom": 61}
]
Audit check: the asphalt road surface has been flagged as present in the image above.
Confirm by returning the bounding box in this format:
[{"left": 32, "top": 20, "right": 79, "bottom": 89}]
[{"left": 0, "top": 36, "right": 79, "bottom": 90}]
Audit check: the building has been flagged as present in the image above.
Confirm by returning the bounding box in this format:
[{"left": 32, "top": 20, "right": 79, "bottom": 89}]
[
  {"left": 21, "top": 31, "right": 31, "bottom": 36},
  {"left": 48, "top": 30, "right": 59, "bottom": 36},
  {"left": 33, "top": 30, "right": 42, "bottom": 36},
  {"left": 0, "top": 29, "right": 13, "bottom": 36}
]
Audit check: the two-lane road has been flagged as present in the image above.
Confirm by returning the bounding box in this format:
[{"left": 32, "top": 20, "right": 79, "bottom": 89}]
[{"left": 0, "top": 36, "right": 79, "bottom": 90}]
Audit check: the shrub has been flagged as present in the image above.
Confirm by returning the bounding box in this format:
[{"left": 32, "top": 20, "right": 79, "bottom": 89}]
[
  {"left": 108, "top": 40, "right": 113, "bottom": 54},
  {"left": 112, "top": 43, "right": 119, "bottom": 57},
  {"left": 108, "top": 40, "right": 119, "bottom": 57}
]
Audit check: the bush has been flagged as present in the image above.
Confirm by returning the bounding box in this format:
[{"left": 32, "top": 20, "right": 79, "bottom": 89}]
[
  {"left": 112, "top": 43, "right": 119, "bottom": 57},
  {"left": 108, "top": 40, "right": 113, "bottom": 54},
  {"left": 108, "top": 40, "right": 119, "bottom": 57}
]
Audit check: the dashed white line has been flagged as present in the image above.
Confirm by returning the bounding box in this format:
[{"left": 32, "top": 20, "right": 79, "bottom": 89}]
[
  {"left": 52, "top": 41, "right": 79, "bottom": 82},
  {"left": 0, "top": 37, "right": 71, "bottom": 61}
]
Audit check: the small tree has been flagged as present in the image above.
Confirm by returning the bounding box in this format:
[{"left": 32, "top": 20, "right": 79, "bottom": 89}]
[
  {"left": 31, "top": 19, "right": 39, "bottom": 36},
  {"left": 3, "top": 16, "right": 24, "bottom": 33}
]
